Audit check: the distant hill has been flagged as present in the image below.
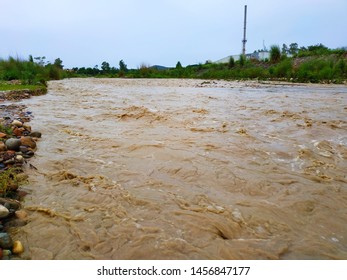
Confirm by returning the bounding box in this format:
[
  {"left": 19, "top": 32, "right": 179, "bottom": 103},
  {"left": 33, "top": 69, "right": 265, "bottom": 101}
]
[{"left": 149, "top": 65, "right": 171, "bottom": 71}]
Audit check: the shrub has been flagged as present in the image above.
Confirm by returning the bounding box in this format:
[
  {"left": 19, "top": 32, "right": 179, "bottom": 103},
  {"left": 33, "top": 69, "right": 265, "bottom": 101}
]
[
  {"left": 270, "top": 45, "right": 281, "bottom": 63},
  {"left": 228, "top": 57, "right": 235, "bottom": 68}
]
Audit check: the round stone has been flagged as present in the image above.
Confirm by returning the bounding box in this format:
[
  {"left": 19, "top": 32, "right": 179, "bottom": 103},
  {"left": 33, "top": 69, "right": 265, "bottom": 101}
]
[
  {"left": 0, "top": 232, "right": 13, "bottom": 249},
  {"left": 5, "top": 138, "right": 21, "bottom": 151},
  {"left": 20, "top": 136, "right": 37, "bottom": 149},
  {"left": 12, "top": 240, "right": 24, "bottom": 254},
  {"left": 15, "top": 155, "right": 24, "bottom": 163},
  {"left": 0, "top": 204, "right": 10, "bottom": 219},
  {"left": 15, "top": 210, "right": 28, "bottom": 221},
  {"left": 11, "top": 120, "right": 23, "bottom": 127},
  {"left": 0, "top": 142, "right": 6, "bottom": 152}
]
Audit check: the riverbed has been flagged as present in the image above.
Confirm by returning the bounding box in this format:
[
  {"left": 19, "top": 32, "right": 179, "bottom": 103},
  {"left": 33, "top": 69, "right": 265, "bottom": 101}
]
[{"left": 13, "top": 78, "right": 347, "bottom": 259}]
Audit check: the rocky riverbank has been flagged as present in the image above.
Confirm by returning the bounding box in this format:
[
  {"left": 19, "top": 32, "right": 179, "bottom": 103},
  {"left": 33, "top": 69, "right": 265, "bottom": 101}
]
[{"left": 0, "top": 91, "right": 43, "bottom": 260}]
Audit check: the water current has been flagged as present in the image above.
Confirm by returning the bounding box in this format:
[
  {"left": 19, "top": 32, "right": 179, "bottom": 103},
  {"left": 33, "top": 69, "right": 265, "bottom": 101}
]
[{"left": 13, "top": 78, "right": 347, "bottom": 259}]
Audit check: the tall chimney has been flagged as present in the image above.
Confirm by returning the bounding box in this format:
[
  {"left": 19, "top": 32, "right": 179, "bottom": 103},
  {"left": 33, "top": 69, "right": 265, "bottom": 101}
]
[{"left": 242, "top": 5, "right": 247, "bottom": 56}]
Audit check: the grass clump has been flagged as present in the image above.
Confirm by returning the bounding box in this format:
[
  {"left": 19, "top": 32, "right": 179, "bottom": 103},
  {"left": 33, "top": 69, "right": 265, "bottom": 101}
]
[
  {"left": 0, "top": 56, "right": 66, "bottom": 86},
  {"left": 0, "top": 124, "right": 13, "bottom": 136},
  {"left": 0, "top": 168, "right": 26, "bottom": 197}
]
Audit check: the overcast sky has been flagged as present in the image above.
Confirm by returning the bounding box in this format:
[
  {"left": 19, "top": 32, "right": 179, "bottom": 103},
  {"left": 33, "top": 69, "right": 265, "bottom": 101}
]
[{"left": 1, "top": 0, "right": 346, "bottom": 69}]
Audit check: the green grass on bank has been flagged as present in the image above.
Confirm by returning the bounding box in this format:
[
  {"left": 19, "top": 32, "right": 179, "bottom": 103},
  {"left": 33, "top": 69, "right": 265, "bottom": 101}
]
[
  {"left": 0, "top": 56, "right": 66, "bottom": 86},
  {"left": 0, "top": 83, "right": 47, "bottom": 92}
]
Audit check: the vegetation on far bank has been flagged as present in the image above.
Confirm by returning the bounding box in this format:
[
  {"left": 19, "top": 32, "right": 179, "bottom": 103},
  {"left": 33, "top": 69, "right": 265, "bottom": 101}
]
[
  {"left": 1, "top": 43, "right": 347, "bottom": 85},
  {"left": 71, "top": 43, "right": 347, "bottom": 84}
]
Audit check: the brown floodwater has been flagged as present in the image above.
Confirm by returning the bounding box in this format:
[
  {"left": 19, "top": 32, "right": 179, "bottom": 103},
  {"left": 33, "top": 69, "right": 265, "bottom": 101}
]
[{"left": 13, "top": 78, "right": 347, "bottom": 259}]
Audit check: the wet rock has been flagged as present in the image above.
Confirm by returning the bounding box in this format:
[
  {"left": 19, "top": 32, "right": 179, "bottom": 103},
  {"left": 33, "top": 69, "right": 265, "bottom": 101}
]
[
  {"left": 23, "top": 151, "right": 35, "bottom": 158},
  {"left": 30, "top": 131, "right": 42, "bottom": 138},
  {"left": 15, "top": 210, "right": 28, "bottom": 221},
  {"left": 0, "top": 141, "right": 6, "bottom": 152},
  {"left": 19, "top": 145, "right": 29, "bottom": 153},
  {"left": 20, "top": 136, "right": 36, "bottom": 149},
  {"left": 15, "top": 155, "right": 24, "bottom": 164},
  {"left": 2, "top": 249, "right": 12, "bottom": 258},
  {"left": 4, "top": 158, "right": 15, "bottom": 165},
  {"left": 13, "top": 127, "right": 25, "bottom": 137},
  {"left": 11, "top": 120, "right": 23, "bottom": 127},
  {"left": 23, "top": 123, "right": 31, "bottom": 132},
  {"left": 0, "top": 198, "right": 21, "bottom": 211},
  {"left": 0, "top": 232, "right": 13, "bottom": 249},
  {"left": 0, "top": 204, "right": 10, "bottom": 219},
  {"left": 12, "top": 240, "right": 24, "bottom": 254},
  {"left": 5, "top": 138, "right": 21, "bottom": 151}
]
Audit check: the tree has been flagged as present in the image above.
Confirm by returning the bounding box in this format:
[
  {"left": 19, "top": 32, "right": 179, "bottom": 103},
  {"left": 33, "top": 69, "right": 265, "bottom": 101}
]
[
  {"left": 34, "top": 56, "right": 46, "bottom": 66},
  {"left": 176, "top": 61, "right": 182, "bottom": 69},
  {"left": 119, "top": 60, "right": 127, "bottom": 72},
  {"left": 282, "top": 44, "right": 289, "bottom": 55},
  {"left": 101, "top": 61, "right": 110, "bottom": 73},
  {"left": 289, "top": 43, "right": 299, "bottom": 55},
  {"left": 270, "top": 45, "right": 281, "bottom": 63},
  {"left": 54, "top": 58, "right": 64, "bottom": 69}
]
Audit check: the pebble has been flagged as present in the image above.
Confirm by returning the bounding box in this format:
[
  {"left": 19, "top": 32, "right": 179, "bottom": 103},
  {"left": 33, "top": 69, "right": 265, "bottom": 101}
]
[
  {"left": 20, "top": 136, "right": 37, "bottom": 149},
  {"left": 0, "top": 204, "right": 10, "bottom": 219},
  {"left": 5, "top": 138, "right": 22, "bottom": 151},
  {"left": 12, "top": 240, "right": 24, "bottom": 254},
  {"left": 0, "top": 132, "right": 7, "bottom": 139},
  {"left": 30, "top": 131, "right": 42, "bottom": 138},
  {"left": 2, "top": 249, "right": 12, "bottom": 257},
  {"left": 0, "top": 198, "right": 21, "bottom": 211},
  {"left": 13, "top": 127, "right": 24, "bottom": 137},
  {"left": 15, "top": 210, "right": 28, "bottom": 221},
  {"left": 0, "top": 232, "right": 13, "bottom": 249},
  {"left": 15, "top": 155, "right": 24, "bottom": 164},
  {"left": 23, "top": 123, "right": 32, "bottom": 132},
  {"left": 11, "top": 120, "right": 23, "bottom": 127},
  {"left": 0, "top": 141, "right": 6, "bottom": 152}
]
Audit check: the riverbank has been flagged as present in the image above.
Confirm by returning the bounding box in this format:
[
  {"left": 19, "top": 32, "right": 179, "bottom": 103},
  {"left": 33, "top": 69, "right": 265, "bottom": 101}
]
[{"left": 0, "top": 87, "right": 44, "bottom": 260}]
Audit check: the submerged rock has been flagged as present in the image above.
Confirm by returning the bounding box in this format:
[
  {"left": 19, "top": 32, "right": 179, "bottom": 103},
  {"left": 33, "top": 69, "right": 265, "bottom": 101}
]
[{"left": 29, "top": 131, "right": 42, "bottom": 138}]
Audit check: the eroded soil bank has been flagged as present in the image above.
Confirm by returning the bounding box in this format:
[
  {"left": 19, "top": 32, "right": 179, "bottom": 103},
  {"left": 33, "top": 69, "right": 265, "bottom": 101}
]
[{"left": 13, "top": 78, "right": 347, "bottom": 259}]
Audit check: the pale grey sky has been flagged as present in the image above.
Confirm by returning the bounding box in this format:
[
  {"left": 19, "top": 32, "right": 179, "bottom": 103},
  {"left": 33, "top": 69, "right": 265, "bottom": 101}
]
[{"left": 1, "top": 0, "right": 346, "bottom": 68}]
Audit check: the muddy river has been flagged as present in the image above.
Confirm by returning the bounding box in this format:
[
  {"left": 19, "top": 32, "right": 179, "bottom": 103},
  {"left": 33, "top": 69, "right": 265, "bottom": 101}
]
[{"left": 13, "top": 78, "right": 347, "bottom": 259}]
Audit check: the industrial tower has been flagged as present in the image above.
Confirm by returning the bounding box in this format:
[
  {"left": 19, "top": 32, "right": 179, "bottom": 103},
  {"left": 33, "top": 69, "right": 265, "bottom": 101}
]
[{"left": 242, "top": 5, "right": 247, "bottom": 56}]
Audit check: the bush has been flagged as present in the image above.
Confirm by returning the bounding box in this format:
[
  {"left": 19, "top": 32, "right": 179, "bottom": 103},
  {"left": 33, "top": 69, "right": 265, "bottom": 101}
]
[
  {"left": 228, "top": 57, "right": 235, "bottom": 68},
  {"left": 273, "top": 59, "right": 293, "bottom": 78},
  {"left": 270, "top": 45, "right": 281, "bottom": 63}
]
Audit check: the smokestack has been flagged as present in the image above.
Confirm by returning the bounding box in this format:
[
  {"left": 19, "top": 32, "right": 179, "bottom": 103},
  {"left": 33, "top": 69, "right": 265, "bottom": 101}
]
[{"left": 242, "top": 5, "right": 247, "bottom": 56}]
